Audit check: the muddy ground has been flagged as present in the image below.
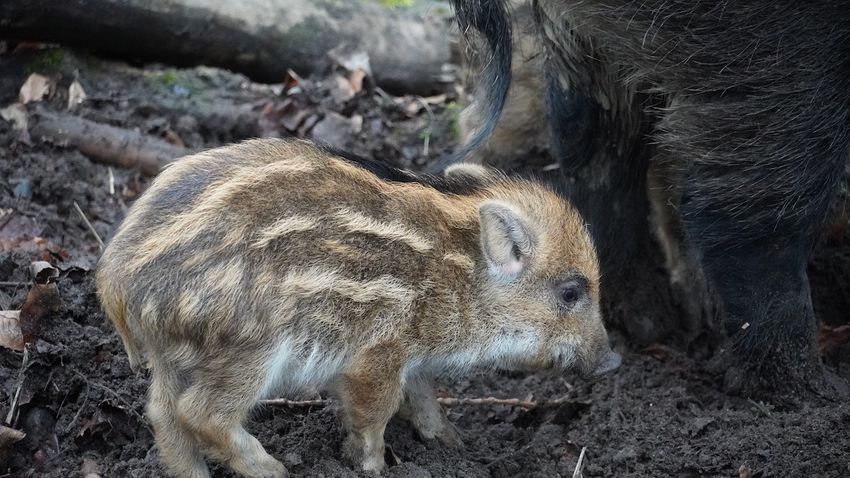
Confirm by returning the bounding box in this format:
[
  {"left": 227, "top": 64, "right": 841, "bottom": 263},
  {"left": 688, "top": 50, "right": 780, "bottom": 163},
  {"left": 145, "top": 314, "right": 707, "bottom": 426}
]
[{"left": 1, "top": 47, "right": 849, "bottom": 478}]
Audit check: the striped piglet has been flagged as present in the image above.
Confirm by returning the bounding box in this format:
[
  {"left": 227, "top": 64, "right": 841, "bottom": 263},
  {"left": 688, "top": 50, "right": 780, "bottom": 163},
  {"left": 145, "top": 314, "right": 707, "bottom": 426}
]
[{"left": 95, "top": 138, "right": 620, "bottom": 478}]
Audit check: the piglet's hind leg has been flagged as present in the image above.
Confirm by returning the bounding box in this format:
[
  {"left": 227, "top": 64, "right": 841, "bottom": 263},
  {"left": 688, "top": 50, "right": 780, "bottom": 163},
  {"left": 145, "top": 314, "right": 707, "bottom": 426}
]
[
  {"left": 176, "top": 363, "right": 288, "bottom": 478},
  {"left": 397, "top": 374, "right": 462, "bottom": 448}
]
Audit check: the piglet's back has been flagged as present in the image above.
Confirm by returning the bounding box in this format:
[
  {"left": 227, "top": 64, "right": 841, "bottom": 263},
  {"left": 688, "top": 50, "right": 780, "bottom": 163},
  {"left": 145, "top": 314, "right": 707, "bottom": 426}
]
[{"left": 95, "top": 138, "right": 485, "bottom": 369}]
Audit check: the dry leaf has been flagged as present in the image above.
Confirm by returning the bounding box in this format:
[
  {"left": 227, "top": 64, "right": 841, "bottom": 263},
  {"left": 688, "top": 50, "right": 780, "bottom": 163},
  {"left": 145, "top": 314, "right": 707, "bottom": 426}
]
[
  {"left": 818, "top": 324, "right": 850, "bottom": 355},
  {"left": 163, "top": 129, "right": 185, "bottom": 148},
  {"left": 641, "top": 343, "right": 670, "bottom": 361},
  {"left": 282, "top": 68, "right": 302, "bottom": 95},
  {"left": 19, "top": 73, "right": 54, "bottom": 104},
  {"left": 0, "top": 262, "right": 60, "bottom": 350},
  {"left": 0, "top": 425, "right": 26, "bottom": 449},
  {"left": 331, "top": 50, "right": 372, "bottom": 75},
  {"left": 67, "top": 79, "right": 87, "bottom": 110},
  {"left": 332, "top": 75, "right": 356, "bottom": 103},
  {"left": 0, "top": 310, "right": 23, "bottom": 351},
  {"left": 349, "top": 69, "right": 367, "bottom": 94},
  {"left": 19, "top": 280, "right": 60, "bottom": 344},
  {"left": 0, "top": 103, "right": 28, "bottom": 131},
  {"left": 82, "top": 457, "right": 102, "bottom": 478},
  {"left": 31, "top": 261, "right": 58, "bottom": 283}
]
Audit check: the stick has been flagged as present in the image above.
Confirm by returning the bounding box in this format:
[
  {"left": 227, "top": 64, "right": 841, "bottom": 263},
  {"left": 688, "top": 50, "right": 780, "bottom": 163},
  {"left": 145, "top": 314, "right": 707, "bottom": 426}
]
[
  {"left": 5, "top": 346, "right": 30, "bottom": 425},
  {"left": 572, "top": 446, "right": 587, "bottom": 478},
  {"left": 261, "top": 395, "right": 585, "bottom": 410},
  {"left": 260, "top": 399, "right": 327, "bottom": 408},
  {"left": 72, "top": 201, "right": 105, "bottom": 251},
  {"left": 72, "top": 371, "right": 152, "bottom": 434},
  {"left": 30, "top": 111, "right": 187, "bottom": 176},
  {"left": 107, "top": 167, "right": 115, "bottom": 195}
]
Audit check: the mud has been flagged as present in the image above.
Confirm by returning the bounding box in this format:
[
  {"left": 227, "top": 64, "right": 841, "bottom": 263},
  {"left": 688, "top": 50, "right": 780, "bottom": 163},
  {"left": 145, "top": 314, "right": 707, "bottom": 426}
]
[{"left": 1, "top": 48, "right": 849, "bottom": 478}]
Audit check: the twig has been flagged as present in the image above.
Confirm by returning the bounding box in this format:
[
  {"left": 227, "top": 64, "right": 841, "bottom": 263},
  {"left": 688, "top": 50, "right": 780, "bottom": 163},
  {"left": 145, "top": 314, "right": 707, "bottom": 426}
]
[
  {"left": 439, "top": 396, "right": 541, "bottom": 409},
  {"left": 261, "top": 395, "right": 584, "bottom": 410},
  {"left": 64, "top": 382, "right": 90, "bottom": 434},
  {"left": 72, "top": 201, "right": 105, "bottom": 251},
  {"left": 747, "top": 398, "right": 772, "bottom": 417},
  {"left": 73, "top": 371, "right": 152, "bottom": 434},
  {"left": 107, "top": 167, "right": 115, "bottom": 195},
  {"left": 260, "top": 399, "right": 327, "bottom": 407},
  {"left": 5, "top": 346, "right": 30, "bottom": 426},
  {"left": 414, "top": 96, "right": 435, "bottom": 157},
  {"left": 0, "top": 281, "right": 29, "bottom": 287},
  {"left": 572, "top": 446, "right": 587, "bottom": 478}
]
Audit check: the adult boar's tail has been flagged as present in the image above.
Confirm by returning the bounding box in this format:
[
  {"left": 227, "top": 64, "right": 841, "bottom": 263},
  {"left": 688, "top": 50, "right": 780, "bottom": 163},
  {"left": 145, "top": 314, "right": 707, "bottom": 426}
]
[{"left": 428, "top": 0, "right": 512, "bottom": 173}]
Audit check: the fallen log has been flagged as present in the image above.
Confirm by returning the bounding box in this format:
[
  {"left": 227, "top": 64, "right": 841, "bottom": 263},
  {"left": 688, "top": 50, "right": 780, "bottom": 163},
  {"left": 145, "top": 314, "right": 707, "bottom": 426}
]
[
  {"left": 29, "top": 110, "right": 187, "bottom": 175},
  {"left": 0, "top": 0, "right": 457, "bottom": 95}
]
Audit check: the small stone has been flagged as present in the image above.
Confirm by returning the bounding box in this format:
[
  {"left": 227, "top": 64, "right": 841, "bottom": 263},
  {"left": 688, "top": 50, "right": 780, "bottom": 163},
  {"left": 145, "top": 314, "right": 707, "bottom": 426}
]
[
  {"left": 284, "top": 452, "right": 302, "bottom": 466},
  {"left": 613, "top": 445, "right": 637, "bottom": 464}
]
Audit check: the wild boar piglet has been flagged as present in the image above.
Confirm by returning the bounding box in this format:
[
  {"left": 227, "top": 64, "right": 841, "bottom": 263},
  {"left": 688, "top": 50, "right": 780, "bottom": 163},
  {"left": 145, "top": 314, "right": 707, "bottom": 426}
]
[{"left": 96, "top": 138, "right": 620, "bottom": 478}]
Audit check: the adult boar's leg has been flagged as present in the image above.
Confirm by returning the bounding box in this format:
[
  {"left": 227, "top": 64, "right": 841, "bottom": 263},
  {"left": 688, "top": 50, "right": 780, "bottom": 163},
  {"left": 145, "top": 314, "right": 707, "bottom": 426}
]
[
  {"left": 541, "top": 0, "right": 850, "bottom": 396},
  {"left": 667, "top": 92, "right": 849, "bottom": 396}
]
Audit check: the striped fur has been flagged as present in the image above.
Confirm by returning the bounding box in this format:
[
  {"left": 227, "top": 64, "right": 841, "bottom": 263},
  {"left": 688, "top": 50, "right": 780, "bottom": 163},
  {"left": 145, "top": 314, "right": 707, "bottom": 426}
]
[{"left": 95, "top": 138, "right": 616, "bottom": 478}]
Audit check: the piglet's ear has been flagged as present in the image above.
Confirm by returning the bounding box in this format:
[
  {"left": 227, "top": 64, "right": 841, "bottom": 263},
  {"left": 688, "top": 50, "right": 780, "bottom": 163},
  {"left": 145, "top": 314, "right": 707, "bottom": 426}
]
[{"left": 478, "top": 200, "right": 536, "bottom": 281}]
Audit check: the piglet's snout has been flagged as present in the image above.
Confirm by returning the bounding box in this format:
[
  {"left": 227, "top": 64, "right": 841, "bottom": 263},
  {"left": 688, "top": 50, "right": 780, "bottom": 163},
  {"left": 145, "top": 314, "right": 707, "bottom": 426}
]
[{"left": 593, "top": 349, "right": 622, "bottom": 376}]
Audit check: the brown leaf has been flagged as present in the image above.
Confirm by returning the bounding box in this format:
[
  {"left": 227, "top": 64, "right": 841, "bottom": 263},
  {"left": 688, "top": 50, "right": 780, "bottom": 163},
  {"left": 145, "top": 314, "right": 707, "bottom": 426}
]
[
  {"left": 818, "top": 325, "right": 850, "bottom": 355},
  {"left": 738, "top": 464, "right": 751, "bottom": 478},
  {"left": 280, "top": 109, "right": 310, "bottom": 132},
  {"left": 0, "top": 310, "right": 23, "bottom": 351},
  {"left": 0, "top": 103, "right": 28, "bottom": 131},
  {"left": 395, "top": 97, "right": 422, "bottom": 117},
  {"left": 329, "top": 49, "right": 372, "bottom": 76},
  {"left": 282, "top": 69, "right": 303, "bottom": 95},
  {"left": 349, "top": 69, "right": 367, "bottom": 94},
  {"left": 257, "top": 99, "right": 295, "bottom": 137},
  {"left": 0, "top": 425, "right": 26, "bottom": 449},
  {"left": 19, "top": 73, "right": 55, "bottom": 104},
  {"left": 163, "top": 130, "right": 185, "bottom": 148},
  {"left": 332, "top": 75, "right": 356, "bottom": 103},
  {"left": 19, "top": 280, "right": 60, "bottom": 345},
  {"left": 0, "top": 213, "right": 44, "bottom": 253},
  {"left": 641, "top": 343, "right": 670, "bottom": 361}
]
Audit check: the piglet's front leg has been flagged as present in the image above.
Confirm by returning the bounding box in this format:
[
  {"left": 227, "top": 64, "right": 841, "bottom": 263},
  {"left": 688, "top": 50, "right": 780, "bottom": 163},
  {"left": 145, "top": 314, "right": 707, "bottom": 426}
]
[{"left": 335, "top": 344, "right": 405, "bottom": 472}]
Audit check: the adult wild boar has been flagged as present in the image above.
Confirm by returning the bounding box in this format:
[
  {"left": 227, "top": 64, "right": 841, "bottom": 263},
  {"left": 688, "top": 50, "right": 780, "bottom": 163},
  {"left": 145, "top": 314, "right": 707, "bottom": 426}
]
[{"left": 447, "top": 0, "right": 850, "bottom": 394}]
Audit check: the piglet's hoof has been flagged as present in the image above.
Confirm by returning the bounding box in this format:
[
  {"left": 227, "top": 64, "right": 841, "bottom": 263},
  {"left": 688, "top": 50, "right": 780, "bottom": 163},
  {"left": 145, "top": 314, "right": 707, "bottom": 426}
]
[
  {"left": 343, "top": 434, "right": 387, "bottom": 473},
  {"left": 229, "top": 456, "right": 288, "bottom": 478},
  {"left": 422, "top": 421, "right": 464, "bottom": 450}
]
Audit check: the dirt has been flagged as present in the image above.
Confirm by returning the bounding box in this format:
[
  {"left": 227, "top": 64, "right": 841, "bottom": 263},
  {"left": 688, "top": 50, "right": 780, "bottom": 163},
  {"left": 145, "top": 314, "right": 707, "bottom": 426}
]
[{"left": 1, "top": 47, "right": 849, "bottom": 478}]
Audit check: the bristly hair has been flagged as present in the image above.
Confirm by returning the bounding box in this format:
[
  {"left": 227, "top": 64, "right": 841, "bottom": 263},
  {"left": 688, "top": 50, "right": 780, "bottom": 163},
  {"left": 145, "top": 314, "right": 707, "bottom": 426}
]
[
  {"left": 316, "top": 143, "right": 487, "bottom": 196},
  {"left": 425, "top": 0, "right": 513, "bottom": 174}
]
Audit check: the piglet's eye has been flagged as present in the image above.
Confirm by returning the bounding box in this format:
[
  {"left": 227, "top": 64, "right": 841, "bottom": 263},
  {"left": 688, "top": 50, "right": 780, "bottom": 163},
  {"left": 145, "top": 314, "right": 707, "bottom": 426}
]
[{"left": 558, "top": 281, "right": 585, "bottom": 309}]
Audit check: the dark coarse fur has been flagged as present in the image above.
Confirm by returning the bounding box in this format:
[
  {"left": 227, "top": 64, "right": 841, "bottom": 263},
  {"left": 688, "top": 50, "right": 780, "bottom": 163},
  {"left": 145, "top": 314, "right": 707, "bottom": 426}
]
[
  {"left": 426, "top": 0, "right": 513, "bottom": 173},
  {"left": 449, "top": 0, "right": 850, "bottom": 394},
  {"left": 316, "top": 143, "right": 489, "bottom": 195}
]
